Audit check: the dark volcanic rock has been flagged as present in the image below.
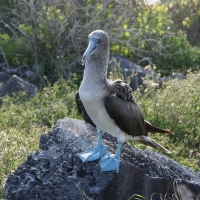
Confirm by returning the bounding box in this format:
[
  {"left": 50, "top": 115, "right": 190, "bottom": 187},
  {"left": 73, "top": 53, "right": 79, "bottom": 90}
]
[
  {"left": 164, "top": 72, "right": 185, "bottom": 82},
  {"left": 0, "top": 72, "right": 12, "bottom": 84},
  {"left": 109, "top": 55, "right": 164, "bottom": 91},
  {"left": 0, "top": 65, "right": 45, "bottom": 88},
  {"left": 0, "top": 75, "right": 38, "bottom": 97},
  {"left": 4, "top": 118, "right": 200, "bottom": 200},
  {"left": 109, "top": 55, "right": 186, "bottom": 92}
]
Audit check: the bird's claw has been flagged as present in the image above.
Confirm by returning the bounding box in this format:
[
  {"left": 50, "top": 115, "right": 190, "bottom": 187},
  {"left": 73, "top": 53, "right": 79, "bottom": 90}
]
[
  {"left": 99, "top": 153, "right": 120, "bottom": 173},
  {"left": 76, "top": 145, "right": 108, "bottom": 162}
]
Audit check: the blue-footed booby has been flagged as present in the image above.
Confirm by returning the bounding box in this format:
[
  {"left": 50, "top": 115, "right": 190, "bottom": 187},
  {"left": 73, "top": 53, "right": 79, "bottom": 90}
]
[{"left": 75, "top": 30, "right": 173, "bottom": 173}]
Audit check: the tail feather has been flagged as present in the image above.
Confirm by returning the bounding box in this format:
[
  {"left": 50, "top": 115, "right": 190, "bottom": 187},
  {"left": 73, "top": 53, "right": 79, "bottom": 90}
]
[
  {"left": 135, "top": 135, "right": 171, "bottom": 154},
  {"left": 145, "top": 120, "right": 174, "bottom": 135}
]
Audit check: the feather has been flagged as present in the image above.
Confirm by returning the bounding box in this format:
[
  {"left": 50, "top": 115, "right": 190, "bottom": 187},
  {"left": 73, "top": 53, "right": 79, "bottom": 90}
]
[
  {"left": 104, "top": 95, "right": 147, "bottom": 137},
  {"left": 75, "top": 92, "right": 96, "bottom": 127}
]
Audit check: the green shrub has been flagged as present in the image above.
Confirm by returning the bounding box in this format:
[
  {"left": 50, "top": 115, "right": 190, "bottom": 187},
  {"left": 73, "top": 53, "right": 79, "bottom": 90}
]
[
  {"left": 0, "top": 33, "right": 27, "bottom": 65},
  {"left": 133, "top": 70, "right": 200, "bottom": 170},
  {"left": 150, "top": 33, "right": 200, "bottom": 73},
  {"left": 1, "top": 0, "right": 200, "bottom": 79}
]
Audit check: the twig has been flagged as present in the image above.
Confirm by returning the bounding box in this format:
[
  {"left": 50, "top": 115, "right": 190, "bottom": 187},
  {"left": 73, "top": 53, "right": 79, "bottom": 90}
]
[
  {"left": 0, "top": 53, "right": 26, "bottom": 57},
  {"left": 0, "top": 45, "right": 9, "bottom": 68},
  {"left": 74, "top": 182, "right": 86, "bottom": 200}
]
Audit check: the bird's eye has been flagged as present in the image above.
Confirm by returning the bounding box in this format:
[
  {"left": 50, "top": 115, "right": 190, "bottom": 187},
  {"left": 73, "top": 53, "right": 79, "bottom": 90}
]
[
  {"left": 90, "top": 38, "right": 101, "bottom": 44},
  {"left": 96, "top": 40, "right": 101, "bottom": 45}
]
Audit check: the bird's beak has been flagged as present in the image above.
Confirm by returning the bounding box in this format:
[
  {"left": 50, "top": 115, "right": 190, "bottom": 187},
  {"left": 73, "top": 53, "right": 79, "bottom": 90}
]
[{"left": 82, "top": 39, "right": 97, "bottom": 64}]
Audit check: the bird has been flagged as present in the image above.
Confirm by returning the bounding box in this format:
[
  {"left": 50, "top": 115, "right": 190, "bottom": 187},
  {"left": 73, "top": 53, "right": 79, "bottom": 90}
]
[{"left": 75, "top": 30, "right": 173, "bottom": 173}]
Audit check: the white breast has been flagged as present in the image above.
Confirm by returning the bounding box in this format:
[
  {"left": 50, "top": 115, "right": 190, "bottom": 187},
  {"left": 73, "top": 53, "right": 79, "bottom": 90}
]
[
  {"left": 79, "top": 80, "right": 105, "bottom": 118},
  {"left": 79, "top": 80, "right": 126, "bottom": 143}
]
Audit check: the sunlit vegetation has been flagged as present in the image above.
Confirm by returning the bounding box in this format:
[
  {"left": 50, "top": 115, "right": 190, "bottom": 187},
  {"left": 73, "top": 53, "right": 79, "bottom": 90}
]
[{"left": 0, "top": 0, "right": 200, "bottom": 77}]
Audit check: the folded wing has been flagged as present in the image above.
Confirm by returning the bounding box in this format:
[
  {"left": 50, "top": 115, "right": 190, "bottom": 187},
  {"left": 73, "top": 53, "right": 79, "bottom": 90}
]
[
  {"left": 104, "top": 95, "right": 147, "bottom": 137},
  {"left": 75, "top": 92, "right": 96, "bottom": 127}
]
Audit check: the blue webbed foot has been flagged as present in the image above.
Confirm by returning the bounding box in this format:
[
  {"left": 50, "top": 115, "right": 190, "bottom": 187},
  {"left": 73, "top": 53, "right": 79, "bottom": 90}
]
[
  {"left": 99, "top": 153, "right": 120, "bottom": 173},
  {"left": 76, "top": 144, "right": 108, "bottom": 162},
  {"left": 76, "top": 131, "right": 108, "bottom": 162},
  {"left": 99, "top": 142, "right": 122, "bottom": 173}
]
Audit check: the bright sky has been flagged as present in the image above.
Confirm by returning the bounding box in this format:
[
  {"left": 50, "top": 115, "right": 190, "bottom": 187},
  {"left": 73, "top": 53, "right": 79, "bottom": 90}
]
[{"left": 144, "top": 0, "right": 160, "bottom": 4}]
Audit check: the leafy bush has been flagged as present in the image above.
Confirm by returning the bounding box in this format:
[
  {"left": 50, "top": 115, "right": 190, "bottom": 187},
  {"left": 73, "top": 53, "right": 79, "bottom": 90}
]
[
  {"left": 1, "top": 0, "right": 200, "bottom": 78},
  {"left": 0, "top": 32, "right": 26, "bottom": 65},
  {"left": 149, "top": 32, "right": 200, "bottom": 73},
  {"left": 167, "top": 0, "right": 200, "bottom": 46},
  {"left": 133, "top": 70, "right": 200, "bottom": 170}
]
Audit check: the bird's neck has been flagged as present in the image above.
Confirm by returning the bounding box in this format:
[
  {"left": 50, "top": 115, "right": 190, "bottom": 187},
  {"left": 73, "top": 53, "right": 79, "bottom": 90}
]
[{"left": 83, "top": 51, "right": 109, "bottom": 85}]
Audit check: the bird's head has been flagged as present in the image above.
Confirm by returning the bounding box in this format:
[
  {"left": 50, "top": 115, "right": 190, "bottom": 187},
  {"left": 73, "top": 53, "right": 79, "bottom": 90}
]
[{"left": 82, "top": 30, "right": 109, "bottom": 64}]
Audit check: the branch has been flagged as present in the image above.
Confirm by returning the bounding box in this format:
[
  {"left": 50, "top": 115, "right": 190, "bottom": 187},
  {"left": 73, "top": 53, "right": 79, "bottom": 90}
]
[{"left": 0, "top": 46, "right": 9, "bottom": 68}]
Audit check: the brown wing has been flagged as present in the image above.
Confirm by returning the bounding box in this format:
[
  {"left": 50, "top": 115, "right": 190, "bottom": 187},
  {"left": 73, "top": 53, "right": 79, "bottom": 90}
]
[
  {"left": 75, "top": 92, "right": 96, "bottom": 127},
  {"left": 104, "top": 95, "right": 147, "bottom": 137},
  {"left": 109, "top": 79, "right": 134, "bottom": 100}
]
